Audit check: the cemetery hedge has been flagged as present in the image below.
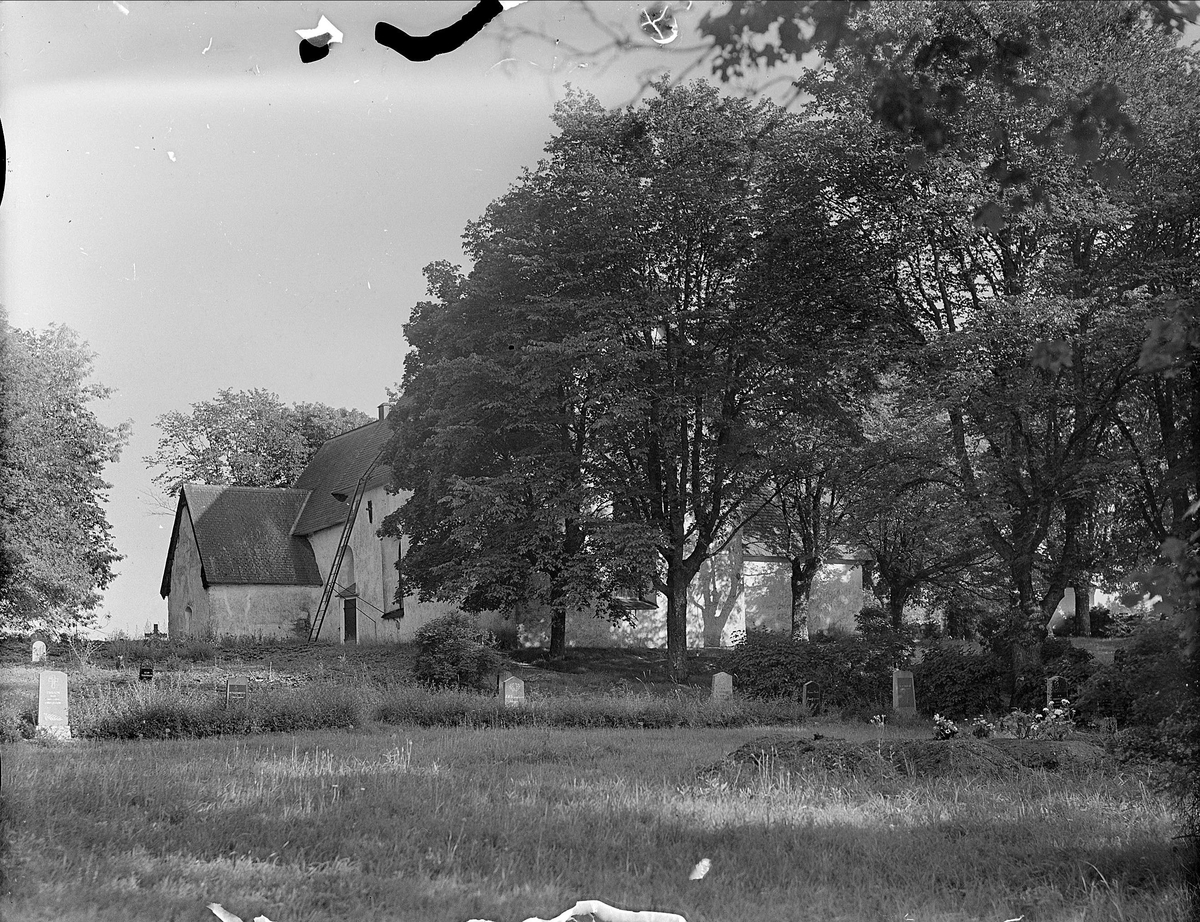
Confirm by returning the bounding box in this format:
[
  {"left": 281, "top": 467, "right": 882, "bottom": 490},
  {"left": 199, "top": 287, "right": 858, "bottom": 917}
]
[
  {"left": 910, "top": 648, "right": 1008, "bottom": 719},
  {"left": 725, "top": 628, "right": 905, "bottom": 715},
  {"left": 2, "top": 677, "right": 812, "bottom": 742}
]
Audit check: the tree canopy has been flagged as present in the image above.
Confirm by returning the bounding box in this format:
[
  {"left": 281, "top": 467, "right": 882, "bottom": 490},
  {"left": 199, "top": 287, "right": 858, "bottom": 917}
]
[
  {"left": 389, "top": 79, "right": 897, "bottom": 677},
  {"left": 143, "top": 389, "right": 372, "bottom": 497},
  {"left": 0, "top": 313, "right": 130, "bottom": 634}
]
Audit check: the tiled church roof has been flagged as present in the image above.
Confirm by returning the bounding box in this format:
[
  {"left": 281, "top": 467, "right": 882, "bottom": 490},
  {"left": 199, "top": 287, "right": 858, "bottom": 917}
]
[
  {"left": 160, "top": 417, "right": 396, "bottom": 596},
  {"left": 290, "top": 419, "right": 393, "bottom": 536},
  {"left": 160, "top": 485, "right": 323, "bottom": 596}
]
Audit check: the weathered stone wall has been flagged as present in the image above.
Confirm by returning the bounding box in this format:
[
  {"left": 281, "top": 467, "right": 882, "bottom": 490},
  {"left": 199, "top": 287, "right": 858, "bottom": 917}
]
[
  {"left": 208, "top": 584, "right": 322, "bottom": 639},
  {"left": 166, "top": 510, "right": 213, "bottom": 637}
]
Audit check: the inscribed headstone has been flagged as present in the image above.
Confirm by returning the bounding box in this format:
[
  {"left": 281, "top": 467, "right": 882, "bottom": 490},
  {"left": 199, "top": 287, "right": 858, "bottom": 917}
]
[
  {"left": 1045, "top": 674, "right": 1067, "bottom": 708},
  {"left": 31, "top": 640, "right": 47, "bottom": 663},
  {"left": 226, "top": 676, "right": 250, "bottom": 708},
  {"left": 711, "top": 671, "right": 733, "bottom": 702},
  {"left": 139, "top": 665, "right": 154, "bottom": 682},
  {"left": 38, "top": 670, "right": 70, "bottom": 739},
  {"left": 892, "top": 670, "right": 917, "bottom": 717},
  {"left": 802, "top": 680, "right": 823, "bottom": 715},
  {"left": 500, "top": 674, "right": 525, "bottom": 707}
]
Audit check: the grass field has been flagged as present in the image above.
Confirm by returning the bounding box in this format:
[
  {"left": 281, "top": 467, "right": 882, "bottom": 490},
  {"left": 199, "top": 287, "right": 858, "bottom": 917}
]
[{"left": 1, "top": 641, "right": 1193, "bottom": 922}]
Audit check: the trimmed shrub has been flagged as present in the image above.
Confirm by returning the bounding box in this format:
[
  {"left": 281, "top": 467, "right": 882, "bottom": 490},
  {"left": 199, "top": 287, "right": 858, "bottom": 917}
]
[
  {"left": 1076, "top": 622, "right": 1190, "bottom": 727},
  {"left": 911, "top": 647, "right": 1007, "bottom": 719},
  {"left": 726, "top": 626, "right": 908, "bottom": 712},
  {"left": 412, "top": 612, "right": 501, "bottom": 690},
  {"left": 1010, "top": 637, "right": 1097, "bottom": 712}
]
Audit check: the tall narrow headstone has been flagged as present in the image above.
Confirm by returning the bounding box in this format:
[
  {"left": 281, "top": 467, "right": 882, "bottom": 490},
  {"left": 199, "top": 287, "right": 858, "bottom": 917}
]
[
  {"left": 711, "top": 671, "right": 733, "bottom": 702},
  {"left": 225, "top": 676, "right": 250, "bottom": 708},
  {"left": 31, "top": 640, "right": 47, "bottom": 663},
  {"left": 500, "top": 674, "right": 525, "bottom": 708},
  {"left": 38, "top": 671, "right": 70, "bottom": 739},
  {"left": 892, "top": 670, "right": 917, "bottom": 718}
]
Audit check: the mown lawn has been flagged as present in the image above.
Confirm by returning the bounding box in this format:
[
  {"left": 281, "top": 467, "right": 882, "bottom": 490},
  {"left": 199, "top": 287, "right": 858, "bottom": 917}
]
[{"left": 1, "top": 724, "right": 1191, "bottom": 922}]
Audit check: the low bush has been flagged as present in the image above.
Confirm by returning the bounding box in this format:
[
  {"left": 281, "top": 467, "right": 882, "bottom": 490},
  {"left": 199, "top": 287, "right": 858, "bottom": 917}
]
[
  {"left": 726, "top": 624, "right": 910, "bottom": 712},
  {"left": 412, "top": 612, "right": 501, "bottom": 690},
  {"left": 373, "top": 686, "right": 810, "bottom": 730},
  {"left": 1010, "top": 637, "right": 1097, "bottom": 712},
  {"left": 1075, "top": 622, "right": 1190, "bottom": 727},
  {"left": 72, "top": 680, "right": 374, "bottom": 740},
  {"left": 911, "top": 647, "right": 1007, "bottom": 719}
]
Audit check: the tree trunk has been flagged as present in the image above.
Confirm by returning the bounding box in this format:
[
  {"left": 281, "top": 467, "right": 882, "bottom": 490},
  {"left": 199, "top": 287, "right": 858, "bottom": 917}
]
[
  {"left": 1072, "top": 575, "right": 1092, "bottom": 638},
  {"left": 665, "top": 564, "right": 690, "bottom": 682},
  {"left": 790, "top": 556, "right": 820, "bottom": 641},
  {"left": 887, "top": 585, "right": 911, "bottom": 631},
  {"left": 548, "top": 605, "right": 566, "bottom": 659}
]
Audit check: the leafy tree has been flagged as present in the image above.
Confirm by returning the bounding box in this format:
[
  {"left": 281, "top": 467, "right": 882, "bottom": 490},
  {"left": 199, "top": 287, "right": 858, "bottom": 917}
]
[
  {"left": 143, "top": 389, "right": 372, "bottom": 496},
  {"left": 385, "top": 262, "right": 658, "bottom": 658},
  {"left": 796, "top": 2, "right": 1200, "bottom": 643},
  {"left": 0, "top": 312, "right": 130, "bottom": 633},
  {"left": 391, "top": 80, "right": 896, "bottom": 679},
  {"left": 753, "top": 418, "right": 869, "bottom": 639}
]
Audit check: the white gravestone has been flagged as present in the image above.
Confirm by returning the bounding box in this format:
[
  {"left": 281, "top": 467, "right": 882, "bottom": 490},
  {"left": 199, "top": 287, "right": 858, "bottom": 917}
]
[
  {"left": 892, "top": 670, "right": 917, "bottom": 718},
  {"left": 38, "top": 670, "right": 70, "bottom": 739},
  {"left": 500, "top": 674, "right": 526, "bottom": 708},
  {"left": 711, "top": 671, "right": 733, "bottom": 702},
  {"left": 31, "top": 640, "right": 47, "bottom": 663}
]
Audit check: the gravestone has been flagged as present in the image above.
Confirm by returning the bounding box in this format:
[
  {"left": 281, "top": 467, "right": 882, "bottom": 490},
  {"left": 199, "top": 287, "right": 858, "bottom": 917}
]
[
  {"left": 892, "top": 670, "right": 917, "bottom": 717},
  {"left": 711, "top": 671, "right": 733, "bottom": 702},
  {"left": 802, "top": 680, "right": 823, "bottom": 715},
  {"left": 499, "top": 674, "right": 525, "bottom": 708},
  {"left": 139, "top": 665, "right": 154, "bottom": 682},
  {"left": 31, "top": 640, "right": 47, "bottom": 663},
  {"left": 38, "top": 670, "right": 70, "bottom": 739},
  {"left": 225, "top": 676, "right": 250, "bottom": 708},
  {"left": 1045, "top": 674, "right": 1068, "bottom": 709}
]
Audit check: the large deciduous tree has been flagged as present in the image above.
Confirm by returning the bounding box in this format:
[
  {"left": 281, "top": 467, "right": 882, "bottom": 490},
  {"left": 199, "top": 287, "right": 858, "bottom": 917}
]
[
  {"left": 390, "top": 80, "right": 895, "bottom": 679},
  {"left": 801, "top": 1, "right": 1200, "bottom": 641},
  {"left": 0, "top": 313, "right": 130, "bottom": 633},
  {"left": 385, "top": 261, "right": 658, "bottom": 659},
  {"left": 143, "top": 389, "right": 372, "bottom": 496}
]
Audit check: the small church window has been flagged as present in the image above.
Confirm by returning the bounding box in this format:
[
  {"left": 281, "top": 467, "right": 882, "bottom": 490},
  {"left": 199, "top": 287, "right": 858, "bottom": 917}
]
[{"left": 367, "top": 500, "right": 373, "bottom": 523}]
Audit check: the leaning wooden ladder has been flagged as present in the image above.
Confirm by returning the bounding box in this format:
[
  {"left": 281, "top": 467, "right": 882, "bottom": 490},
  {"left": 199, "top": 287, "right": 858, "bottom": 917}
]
[{"left": 307, "top": 449, "right": 386, "bottom": 643}]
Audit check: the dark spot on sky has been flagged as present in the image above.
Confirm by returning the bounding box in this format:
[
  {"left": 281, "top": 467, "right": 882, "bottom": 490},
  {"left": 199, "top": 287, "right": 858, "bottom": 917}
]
[
  {"left": 376, "top": 0, "right": 503, "bottom": 62},
  {"left": 299, "top": 39, "right": 330, "bottom": 64}
]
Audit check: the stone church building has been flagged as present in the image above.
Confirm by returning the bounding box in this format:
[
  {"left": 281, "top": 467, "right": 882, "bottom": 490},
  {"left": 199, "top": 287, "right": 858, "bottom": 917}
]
[
  {"left": 161, "top": 405, "right": 872, "bottom": 646},
  {"left": 160, "top": 405, "right": 465, "bottom": 644}
]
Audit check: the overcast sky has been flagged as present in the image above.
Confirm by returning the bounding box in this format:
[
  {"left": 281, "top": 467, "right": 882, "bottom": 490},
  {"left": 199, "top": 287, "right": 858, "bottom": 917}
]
[{"left": 0, "top": 1, "right": 749, "bottom": 637}]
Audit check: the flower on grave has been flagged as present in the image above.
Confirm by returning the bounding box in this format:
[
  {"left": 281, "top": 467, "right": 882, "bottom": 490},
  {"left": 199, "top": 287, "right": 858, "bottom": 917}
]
[
  {"left": 870, "top": 714, "right": 887, "bottom": 729},
  {"left": 933, "top": 713, "right": 959, "bottom": 740},
  {"left": 969, "top": 716, "right": 996, "bottom": 739}
]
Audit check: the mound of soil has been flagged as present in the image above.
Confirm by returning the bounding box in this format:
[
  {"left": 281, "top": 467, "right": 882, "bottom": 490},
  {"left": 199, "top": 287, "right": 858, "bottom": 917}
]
[
  {"left": 705, "top": 734, "right": 1108, "bottom": 782},
  {"left": 986, "top": 738, "right": 1108, "bottom": 772}
]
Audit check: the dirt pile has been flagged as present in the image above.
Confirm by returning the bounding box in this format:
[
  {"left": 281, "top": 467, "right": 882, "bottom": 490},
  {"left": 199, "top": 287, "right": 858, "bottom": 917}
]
[{"left": 704, "top": 734, "right": 1109, "bottom": 782}]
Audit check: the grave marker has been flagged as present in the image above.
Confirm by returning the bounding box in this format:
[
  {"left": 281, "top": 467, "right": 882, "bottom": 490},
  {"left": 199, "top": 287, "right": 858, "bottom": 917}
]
[
  {"left": 31, "top": 640, "right": 46, "bottom": 663},
  {"left": 225, "top": 676, "right": 250, "bottom": 708},
  {"left": 1045, "top": 674, "right": 1068, "bottom": 709},
  {"left": 802, "top": 680, "right": 823, "bottom": 715},
  {"left": 139, "top": 665, "right": 154, "bottom": 682},
  {"left": 892, "top": 670, "right": 917, "bottom": 717},
  {"left": 38, "top": 670, "right": 70, "bottom": 739},
  {"left": 711, "top": 671, "right": 733, "bottom": 702},
  {"left": 500, "top": 674, "right": 525, "bottom": 707}
]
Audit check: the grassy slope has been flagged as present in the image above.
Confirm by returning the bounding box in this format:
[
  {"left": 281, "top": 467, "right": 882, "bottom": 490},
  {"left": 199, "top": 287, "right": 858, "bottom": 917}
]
[
  {"left": 1, "top": 727, "right": 1188, "bottom": 922},
  {"left": 0, "top": 640, "right": 1192, "bottom": 922}
]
